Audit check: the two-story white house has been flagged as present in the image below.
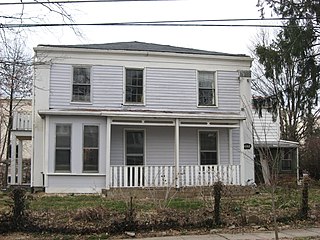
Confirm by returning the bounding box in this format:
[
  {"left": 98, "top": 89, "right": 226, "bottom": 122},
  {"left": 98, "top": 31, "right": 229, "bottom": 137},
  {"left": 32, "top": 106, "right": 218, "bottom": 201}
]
[{"left": 32, "top": 41, "right": 254, "bottom": 193}]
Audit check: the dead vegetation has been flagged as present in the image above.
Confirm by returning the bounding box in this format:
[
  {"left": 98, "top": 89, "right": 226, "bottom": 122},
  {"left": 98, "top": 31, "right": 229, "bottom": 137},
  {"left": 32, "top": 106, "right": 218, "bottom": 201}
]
[{"left": 0, "top": 183, "right": 320, "bottom": 239}]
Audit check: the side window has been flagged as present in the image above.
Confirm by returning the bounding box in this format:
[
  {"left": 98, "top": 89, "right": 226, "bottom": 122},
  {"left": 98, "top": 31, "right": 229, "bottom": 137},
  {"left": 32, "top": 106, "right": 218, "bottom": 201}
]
[
  {"left": 125, "top": 68, "right": 144, "bottom": 104},
  {"left": 281, "top": 148, "right": 293, "bottom": 171},
  {"left": 198, "top": 71, "right": 216, "bottom": 106},
  {"left": 199, "top": 131, "right": 218, "bottom": 165},
  {"left": 83, "top": 125, "right": 99, "bottom": 172},
  {"left": 72, "top": 66, "right": 91, "bottom": 102},
  {"left": 125, "top": 130, "right": 144, "bottom": 165},
  {"left": 55, "top": 124, "right": 71, "bottom": 172}
]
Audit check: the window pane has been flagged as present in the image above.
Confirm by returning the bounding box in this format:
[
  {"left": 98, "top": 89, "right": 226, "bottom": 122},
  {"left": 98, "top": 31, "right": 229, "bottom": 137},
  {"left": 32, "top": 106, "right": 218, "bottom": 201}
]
[
  {"left": 200, "top": 132, "right": 217, "bottom": 150},
  {"left": 200, "top": 152, "right": 217, "bottom": 165},
  {"left": 56, "top": 125, "right": 71, "bottom": 148},
  {"left": 55, "top": 124, "right": 71, "bottom": 172},
  {"left": 126, "top": 69, "right": 143, "bottom": 103},
  {"left": 126, "top": 130, "right": 144, "bottom": 165},
  {"left": 72, "top": 67, "right": 90, "bottom": 102},
  {"left": 55, "top": 149, "right": 71, "bottom": 171},
  {"left": 127, "top": 156, "right": 144, "bottom": 166},
  {"left": 84, "top": 126, "right": 99, "bottom": 147},
  {"left": 83, "top": 125, "right": 99, "bottom": 172},
  {"left": 199, "top": 131, "right": 217, "bottom": 165},
  {"left": 199, "top": 89, "right": 214, "bottom": 106},
  {"left": 198, "top": 71, "right": 215, "bottom": 106},
  {"left": 73, "top": 67, "right": 90, "bottom": 84},
  {"left": 83, "top": 149, "right": 99, "bottom": 172},
  {"left": 72, "top": 85, "right": 90, "bottom": 102},
  {"left": 126, "top": 131, "right": 144, "bottom": 154}
]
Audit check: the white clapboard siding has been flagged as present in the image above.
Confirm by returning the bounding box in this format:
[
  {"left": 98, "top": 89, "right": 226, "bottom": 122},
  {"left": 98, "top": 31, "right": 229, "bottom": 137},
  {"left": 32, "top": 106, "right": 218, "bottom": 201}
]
[
  {"left": 50, "top": 64, "right": 72, "bottom": 108},
  {"left": 217, "top": 71, "right": 240, "bottom": 112},
  {"left": 49, "top": 64, "right": 241, "bottom": 113},
  {"left": 92, "top": 65, "right": 123, "bottom": 108},
  {"left": 232, "top": 129, "right": 241, "bottom": 165},
  {"left": 146, "top": 68, "right": 197, "bottom": 111},
  {"left": 253, "top": 109, "right": 280, "bottom": 143}
]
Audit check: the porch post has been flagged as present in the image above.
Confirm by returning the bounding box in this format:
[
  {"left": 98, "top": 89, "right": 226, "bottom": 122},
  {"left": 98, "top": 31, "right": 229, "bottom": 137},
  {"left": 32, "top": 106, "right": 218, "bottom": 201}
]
[
  {"left": 10, "top": 133, "right": 17, "bottom": 184},
  {"left": 106, "top": 117, "right": 112, "bottom": 190},
  {"left": 240, "top": 120, "right": 245, "bottom": 185},
  {"left": 17, "top": 139, "right": 23, "bottom": 184},
  {"left": 175, "top": 118, "right": 180, "bottom": 188},
  {"left": 229, "top": 129, "right": 233, "bottom": 165}
]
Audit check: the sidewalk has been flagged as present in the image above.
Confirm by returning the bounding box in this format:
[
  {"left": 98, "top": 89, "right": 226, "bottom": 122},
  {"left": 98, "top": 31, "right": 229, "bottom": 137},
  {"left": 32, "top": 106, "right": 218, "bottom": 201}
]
[{"left": 124, "top": 227, "right": 320, "bottom": 240}]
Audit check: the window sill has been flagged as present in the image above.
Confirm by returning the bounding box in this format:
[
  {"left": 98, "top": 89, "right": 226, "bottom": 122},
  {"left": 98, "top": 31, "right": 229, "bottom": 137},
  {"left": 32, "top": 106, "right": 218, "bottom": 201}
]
[
  {"left": 197, "top": 105, "right": 218, "bottom": 108},
  {"left": 123, "top": 103, "right": 145, "bottom": 106},
  {"left": 48, "top": 173, "right": 104, "bottom": 176},
  {"left": 70, "top": 101, "right": 92, "bottom": 105}
]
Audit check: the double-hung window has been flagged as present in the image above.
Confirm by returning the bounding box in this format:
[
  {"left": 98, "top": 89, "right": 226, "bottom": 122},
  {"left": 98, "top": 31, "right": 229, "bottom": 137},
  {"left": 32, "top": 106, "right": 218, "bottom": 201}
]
[
  {"left": 199, "top": 131, "right": 218, "bottom": 165},
  {"left": 281, "top": 148, "right": 293, "bottom": 171},
  {"left": 83, "top": 125, "right": 99, "bottom": 172},
  {"left": 55, "top": 124, "right": 71, "bottom": 172},
  {"left": 125, "top": 130, "right": 144, "bottom": 165},
  {"left": 125, "top": 68, "right": 144, "bottom": 104},
  {"left": 72, "top": 66, "right": 91, "bottom": 102},
  {"left": 198, "top": 71, "right": 216, "bottom": 106}
]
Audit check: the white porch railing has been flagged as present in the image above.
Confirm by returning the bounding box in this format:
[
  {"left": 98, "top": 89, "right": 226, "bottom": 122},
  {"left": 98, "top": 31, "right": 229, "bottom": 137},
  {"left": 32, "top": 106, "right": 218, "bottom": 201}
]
[
  {"left": 13, "top": 112, "right": 32, "bottom": 131},
  {"left": 110, "top": 165, "right": 240, "bottom": 188}
]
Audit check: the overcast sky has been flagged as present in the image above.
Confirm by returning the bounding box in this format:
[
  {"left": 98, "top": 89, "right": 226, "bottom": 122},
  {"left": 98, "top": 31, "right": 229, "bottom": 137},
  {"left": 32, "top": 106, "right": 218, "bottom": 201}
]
[{"left": 2, "top": 0, "right": 267, "bottom": 55}]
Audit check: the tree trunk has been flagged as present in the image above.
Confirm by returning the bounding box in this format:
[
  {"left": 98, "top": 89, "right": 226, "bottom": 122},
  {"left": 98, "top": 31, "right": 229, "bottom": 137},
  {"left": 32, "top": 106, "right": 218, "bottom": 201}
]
[{"left": 259, "top": 149, "right": 271, "bottom": 185}]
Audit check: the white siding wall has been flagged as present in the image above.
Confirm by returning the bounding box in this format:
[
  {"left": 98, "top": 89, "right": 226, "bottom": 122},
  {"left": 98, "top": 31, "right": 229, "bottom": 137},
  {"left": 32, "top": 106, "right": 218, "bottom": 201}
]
[
  {"left": 253, "top": 109, "right": 280, "bottom": 143},
  {"left": 232, "top": 129, "right": 241, "bottom": 165},
  {"left": 92, "top": 65, "right": 123, "bottom": 108},
  {"left": 47, "top": 175, "right": 105, "bottom": 193},
  {"left": 146, "top": 127, "right": 175, "bottom": 166},
  {"left": 49, "top": 64, "right": 240, "bottom": 113},
  {"left": 146, "top": 68, "right": 196, "bottom": 111},
  {"left": 219, "top": 128, "right": 229, "bottom": 165},
  {"left": 50, "top": 64, "right": 72, "bottom": 108},
  {"left": 180, "top": 128, "right": 198, "bottom": 165},
  {"left": 217, "top": 71, "right": 240, "bottom": 112}
]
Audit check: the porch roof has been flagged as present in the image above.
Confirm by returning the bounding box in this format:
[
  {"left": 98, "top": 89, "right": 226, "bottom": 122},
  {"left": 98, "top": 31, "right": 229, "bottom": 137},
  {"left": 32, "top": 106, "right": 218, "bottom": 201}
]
[
  {"left": 254, "top": 139, "right": 299, "bottom": 148},
  {"left": 38, "top": 109, "right": 246, "bottom": 121}
]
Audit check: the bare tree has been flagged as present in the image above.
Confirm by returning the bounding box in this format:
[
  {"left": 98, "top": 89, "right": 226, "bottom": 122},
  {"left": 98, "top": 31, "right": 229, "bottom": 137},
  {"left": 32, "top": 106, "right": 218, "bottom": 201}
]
[{"left": 0, "top": 36, "right": 32, "bottom": 187}]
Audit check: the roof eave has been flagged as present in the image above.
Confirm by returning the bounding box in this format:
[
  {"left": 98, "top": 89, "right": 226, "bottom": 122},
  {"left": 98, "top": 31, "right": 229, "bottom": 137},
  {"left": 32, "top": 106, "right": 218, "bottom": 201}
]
[{"left": 34, "top": 46, "right": 253, "bottom": 62}]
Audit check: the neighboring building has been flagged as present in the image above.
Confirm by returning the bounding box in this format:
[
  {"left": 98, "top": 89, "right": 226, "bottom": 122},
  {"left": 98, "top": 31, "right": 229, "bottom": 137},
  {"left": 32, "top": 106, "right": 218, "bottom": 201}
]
[
  {"left": 32, "top": 41, "right": 254, "bottom": 193},
  {"left": 0, "top": 98, "right": 32, "bottom": 186},
  {"left": 252, "top": 105, "right": 299, "bottom": 184}
]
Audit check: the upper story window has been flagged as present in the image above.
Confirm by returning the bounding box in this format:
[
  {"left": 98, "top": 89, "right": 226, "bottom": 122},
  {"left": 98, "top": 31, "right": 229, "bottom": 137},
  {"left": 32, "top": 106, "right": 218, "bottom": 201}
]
[
  {"left": 198, "top": 71, "right": 216, "bottom": 106},
  {"left": 199, "top": 131, "right": 218, "bottom": 165},
  {"left": 72, "top": 66, "right": 91, "bottom": 102},
  {"left": 55, "top": 124, "right": 71, "bottom": 172},
  {"left": 125, "top": 68, "right": 144, "bottom": 104}
]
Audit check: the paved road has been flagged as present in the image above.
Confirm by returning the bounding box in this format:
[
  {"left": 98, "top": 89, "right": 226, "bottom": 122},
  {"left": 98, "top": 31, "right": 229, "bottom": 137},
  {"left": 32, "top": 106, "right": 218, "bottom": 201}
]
[{"left": 124, "top": 227, "right": 320, "bottom": 240}]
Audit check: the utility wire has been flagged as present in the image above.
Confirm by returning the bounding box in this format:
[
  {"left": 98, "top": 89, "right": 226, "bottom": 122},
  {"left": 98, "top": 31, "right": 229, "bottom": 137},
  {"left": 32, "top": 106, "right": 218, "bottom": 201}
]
[
  {"left": 0, "top": 0, "right": 177, "bottom": 5},
  {"left": 0, "top": 19, "right": 318, "bottom": 29}
]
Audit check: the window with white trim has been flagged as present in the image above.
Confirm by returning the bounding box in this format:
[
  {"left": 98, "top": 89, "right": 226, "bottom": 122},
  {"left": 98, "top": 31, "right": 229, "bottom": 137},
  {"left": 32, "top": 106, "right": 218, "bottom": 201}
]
[
  {"left": 125, "top": 69, "right": 144, "bottom": 104},
  {"left": 199, "top": 131, "right": 218, "bottom": 165},
  {"left": 55, "top": 124, "right": 71, "bottom": 172},
  {"left": 281, "top": 148, "right": 293, "bottom": 171},
  {"left": 125, "top": 130, "right": 144, "bottom": 165},
  {"left": 198, "top": 71, "right": 216, "bottom": 106},
  {"left": 72, "top": 66, "right": 91, "bottom": 102},
  {"left": 83, "top": 125, "right": 99, "bottom": 172}
]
